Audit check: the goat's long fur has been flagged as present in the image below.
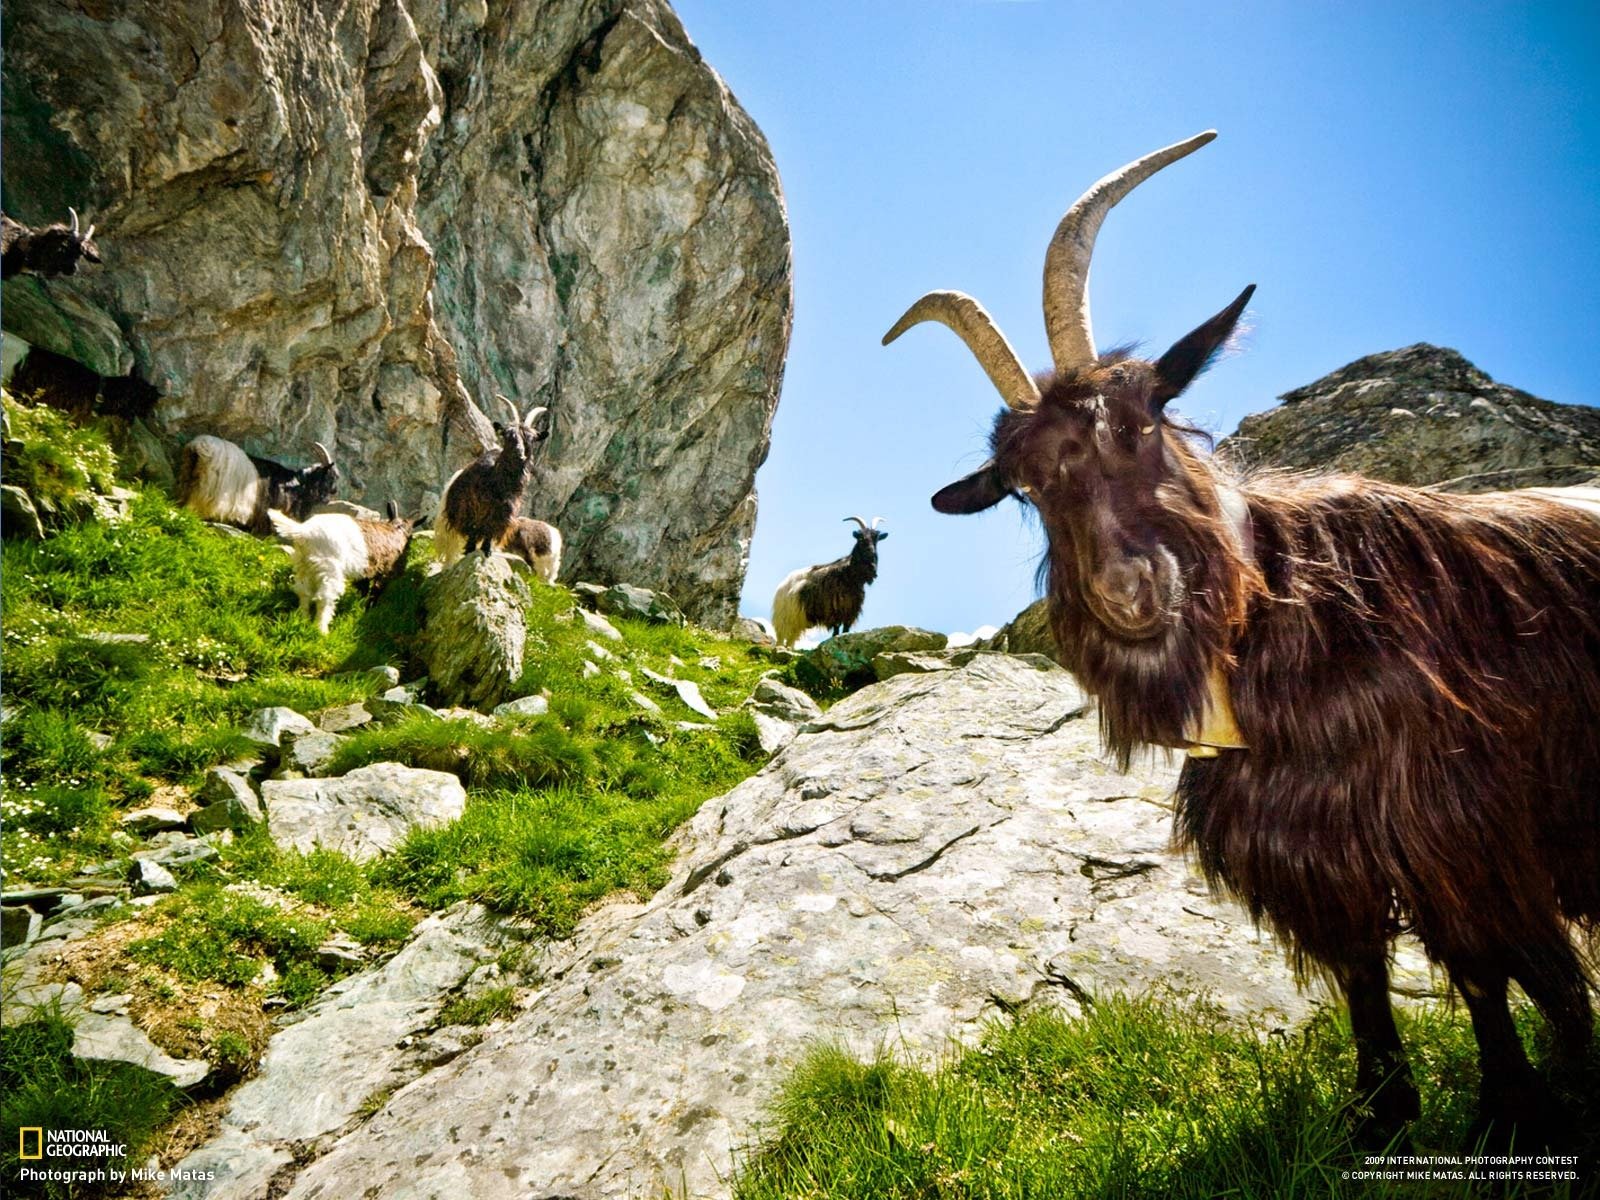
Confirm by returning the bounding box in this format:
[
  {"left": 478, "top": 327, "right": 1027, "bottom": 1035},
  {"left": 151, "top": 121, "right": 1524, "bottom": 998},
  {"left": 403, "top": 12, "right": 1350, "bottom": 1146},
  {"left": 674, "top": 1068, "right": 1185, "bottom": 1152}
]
[
  {"left": 435, "top": 398, "right": 549, "bottom": 565},
  {"left": 500, "top": 517, "right": 563, "bottom": 583},
  {"left": 268, "top": 508, "right": 413, "bottom": 634},
  {"left": 177, "top": 434, "right": 339, "bottom": 535},
  {"left": 177, "top": 435, "right": 262, "bottom": 528}
]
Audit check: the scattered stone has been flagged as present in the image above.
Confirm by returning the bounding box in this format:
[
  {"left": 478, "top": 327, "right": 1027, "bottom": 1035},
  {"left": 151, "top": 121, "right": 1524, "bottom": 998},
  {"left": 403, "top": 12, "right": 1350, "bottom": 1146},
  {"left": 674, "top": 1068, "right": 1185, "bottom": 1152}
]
[
  {"left": 435, "top": 707, "right": 499, "bottom": 729},
  {"left": 1, "top": 887, "right": 72, "bottom": 907},
  {"left": 88, "top": 993, "right": 133, "bottom": 1015},
  {"left": 261, "top": 763, "right": 468, "bottom": 862},
  {"left": 732, "top": 616, "right": 776, "bottom": 646},
  {"left": 73, "top": 1012, "right": 210, "bottom": 1089},
  {"left": 192, "top": 768, "right": 265, "bottom": 833},
  {"left": 369, "top": 684, "right": 436, "bottom": 722},
  {"left": 745, "top": 677, "right": 821, "bottom": 724},
  {"left": 87, "top": 731, "right": 114, "bottom": 751},
  {"left": 640, "top": 668, "right": 718, "bottom": 719},
  {"left": 581, "top": 661, "right": 600, "bottom": 679},
  {"left": 127, "top": 859, "right": 178, "bottom": 895},
  {"left": 2, "top": 906, "right": 42, "bottom": 949},
  {"left": 317, "top": 702, "right": 374, "bottom": 733},
  {"left": 1, "top": 483, "right": 46, "bottom": 539},
  {"left": 698, "top": 656, "right": 722, "bottom": 671},
  {"left": 133, "top": 834, "right": 219, "bottom": 868},
  {"left": 629, "top": 691, "right": 661, "bottom": 714},
  {"left": 275, "top": 730, "right": 345, "bottom": 779},
  {"left": 421, "top": 555, "right": 530, "bottom": 711},
  {"left": 579, "top": 582, "right": 685, "bottom": 626},
  {"left": 580, "top": 608, "right": 624, "bottom": 642},
  {"left": 492, "top": 695, "right": 550, "bottom": 719},
  {"left": 366, "top": 665, "right": 402, "bottom": 689},
  {"left": 316, "top": 936, "right": 368, "bottom": 971},
  {"left": 1, "top": 982, "right": 84, "bottom": 1026},
  {"left": 49, "top": 894, "right": 85, "bottom": 916},
  {"left": 118, "top": 806, "right": 189, "bottom": 835},
  {"left": 585, "top": 638, "right": 617, "bottom": 662},
  {"left": 35, "top": 915, "right": 104, "bottom": 943},
  {"left": 241, "top": 706, "right": 317, "bottom": 750}
]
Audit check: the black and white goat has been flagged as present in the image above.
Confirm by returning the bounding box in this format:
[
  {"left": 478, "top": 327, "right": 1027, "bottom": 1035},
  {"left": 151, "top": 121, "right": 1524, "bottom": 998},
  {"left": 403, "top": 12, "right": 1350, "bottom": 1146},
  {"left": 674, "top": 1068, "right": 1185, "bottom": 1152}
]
[
  {"left": 499, "top": 517, "right": 564, "bottom": 584},
  {"left": 268, "top": 502, "right": 416, "bottom": 634},
  {"left": 1, "top": 208, "right": 102, "bottom": 279},
  {"left": 771, "top": 517, "right": 889, "bottom": 647},
  {"left": 176, "top": 435, "right": 340, "bottom": 536},
  {"left": 433, "top": 394, "right": 550, "bottom": 565}
]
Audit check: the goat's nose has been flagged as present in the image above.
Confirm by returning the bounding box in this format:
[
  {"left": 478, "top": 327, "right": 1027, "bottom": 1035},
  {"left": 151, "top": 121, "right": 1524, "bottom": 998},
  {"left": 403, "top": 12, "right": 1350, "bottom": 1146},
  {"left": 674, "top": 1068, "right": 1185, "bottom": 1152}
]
[{"left": 1092, "top": 559, "right": 1154, "bottom": 618}]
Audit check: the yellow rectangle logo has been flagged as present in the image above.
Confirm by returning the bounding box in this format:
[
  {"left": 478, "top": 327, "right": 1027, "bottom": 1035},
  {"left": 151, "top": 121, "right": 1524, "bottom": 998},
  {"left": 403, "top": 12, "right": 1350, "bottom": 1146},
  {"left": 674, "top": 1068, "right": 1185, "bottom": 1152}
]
[{"left": 18, "top": 1128, "right": 43, "bottom": 1159}]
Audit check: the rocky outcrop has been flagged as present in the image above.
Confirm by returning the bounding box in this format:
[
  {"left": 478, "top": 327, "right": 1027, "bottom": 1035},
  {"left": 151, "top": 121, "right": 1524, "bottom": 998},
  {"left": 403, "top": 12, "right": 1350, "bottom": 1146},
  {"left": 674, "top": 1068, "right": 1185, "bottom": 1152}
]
[
  {"left": 260, "top": 763, "right": 466, "bottom": 861},
  {"left": 172, "top": 655, "right": 1433, "bottom": 1199},
  {"left": 1, "top": 0, "right": 790, "bottom": 625},
  {"left": 1226, "top": 344, "right": 1600, "bottom": 490},
  {"left": 420, "top": 553, "right": 530, "bottom": 710}
]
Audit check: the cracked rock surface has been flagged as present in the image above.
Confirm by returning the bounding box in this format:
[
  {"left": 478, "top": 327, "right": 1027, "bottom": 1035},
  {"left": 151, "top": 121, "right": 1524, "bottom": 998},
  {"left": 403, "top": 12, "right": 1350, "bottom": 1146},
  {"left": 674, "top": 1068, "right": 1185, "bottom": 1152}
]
[{"left": 209, "top": 654, "right": 1412, "bottom": 1200}]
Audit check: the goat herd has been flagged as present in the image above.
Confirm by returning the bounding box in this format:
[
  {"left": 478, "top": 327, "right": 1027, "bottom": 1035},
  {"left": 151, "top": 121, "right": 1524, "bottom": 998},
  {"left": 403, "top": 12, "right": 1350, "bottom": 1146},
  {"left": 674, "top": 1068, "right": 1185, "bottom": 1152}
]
[
  {"left": 14, "top": 128, "right": 1600, "bottom": 1145},
  {"left": 171, "top": 395, "right": 561, "bottom": 635}
]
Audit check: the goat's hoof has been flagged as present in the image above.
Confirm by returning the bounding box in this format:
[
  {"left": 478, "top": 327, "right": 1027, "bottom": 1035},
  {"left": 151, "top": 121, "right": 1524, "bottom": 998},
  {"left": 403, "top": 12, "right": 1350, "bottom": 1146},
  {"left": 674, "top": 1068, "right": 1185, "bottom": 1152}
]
[
  {"left": 1352, "top": 1078, "right": 1420, "bottom": 1147},
  {"left": 1471, "top": 1076, "right": 1569, "bottom": 1148}
]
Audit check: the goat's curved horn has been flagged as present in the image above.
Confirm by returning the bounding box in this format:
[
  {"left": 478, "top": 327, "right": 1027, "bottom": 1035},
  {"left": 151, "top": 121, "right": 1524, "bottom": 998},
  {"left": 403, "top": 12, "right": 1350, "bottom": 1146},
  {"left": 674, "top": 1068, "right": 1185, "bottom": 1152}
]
[
  {"left": 844, "top": 516, "right": 871, "bottom": 534},
  {"left": 1042, "top": 130, "right": 1217, "bottom": 373},
  {"left": 68, "top": 207, "right": 80, "bottom": 236},
  {"left": 882, "top": 290, "right": 1040, "bottom": 411},
  {"left": 870, "top": 516, "right": 885, "bottom": 530},
  {"left": 493, "top": 393, "right": 519, "bottom": 426},
  {"left": 522, "top": 405, "right": 549, "bottom": 431},
  {"left": 83, "top": 223, "right": 95, "bottom": 242},
  {"left": 311, "top": 441, "right": 333, "bottom": 465}
]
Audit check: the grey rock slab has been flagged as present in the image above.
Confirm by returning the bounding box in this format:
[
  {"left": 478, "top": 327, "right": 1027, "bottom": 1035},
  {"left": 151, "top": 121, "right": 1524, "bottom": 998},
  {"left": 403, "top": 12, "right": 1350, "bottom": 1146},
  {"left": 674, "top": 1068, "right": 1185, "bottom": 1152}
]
[
  {"left": 732, "top": 616, "right": 776, "bottom": 645},
  {"left": 492, "top": 695, "right": 550, "bottom": 719},
  {"left": 128, "top": 859, "right": 178, "bottom": 895},
  {"left": 420, "top": 555, "right": 530, "bottom": 711},
  {"left": 745, "top": 676, "right": 822, "bottom": 724},
  {"left": 170, "top": 906, "right": 513, "bottom": 1199},
  {"left": 260, "top": 764, "right": 467, "bottom": 862},
  {"left": 241, "top": 707, "right": 317, "bottom": 751},
  {"left": 192, "top": 768, "right": 266, "bottom": 834},
  {"left": 641, "top": 667, "right": 718, "bottom": 719},
  {"left": 73, "top": 1012, "right": 209, "bottom": 1089},
  {"left": 579, "top": 607, "right": 624, "bottom": 642},
  {"left": 1, "top": 981, "right": 85, "bottom": 1026},
  {"left": 274, "top": 731, "right": 345, "bottom": 779},
  {"left": 275, "top": 656, "right": 1362, "bottom": 1200},
  {"left": 316, "top": 703, "right": 374, "bottom": 734},
  {"left": 119, "top": 807, "right": 189, "bottom": 835}
]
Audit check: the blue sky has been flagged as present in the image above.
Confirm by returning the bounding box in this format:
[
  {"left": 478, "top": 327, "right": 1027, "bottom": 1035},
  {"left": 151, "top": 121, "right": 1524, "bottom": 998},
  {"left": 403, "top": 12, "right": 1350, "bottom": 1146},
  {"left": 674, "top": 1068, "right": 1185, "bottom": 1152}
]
[{"left": 670, "top": 1, "right": 1600, "bottom": 636}]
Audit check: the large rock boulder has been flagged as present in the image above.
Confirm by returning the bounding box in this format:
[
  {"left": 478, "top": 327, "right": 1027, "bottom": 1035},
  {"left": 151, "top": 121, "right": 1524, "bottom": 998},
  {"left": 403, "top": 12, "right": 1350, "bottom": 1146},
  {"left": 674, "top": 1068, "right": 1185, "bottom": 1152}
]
[
  {"left": 420, "top": 554, "right": 530, "bottom": 711},
  {"left": 1, "top": 0, "right": 789, "bottom": 626},
  {"left": 207, "top": 655, "right": 1422, "bottom": 1200},
  {"left": 1226, "top": 344, "right": 1600, "bottom": 490}
]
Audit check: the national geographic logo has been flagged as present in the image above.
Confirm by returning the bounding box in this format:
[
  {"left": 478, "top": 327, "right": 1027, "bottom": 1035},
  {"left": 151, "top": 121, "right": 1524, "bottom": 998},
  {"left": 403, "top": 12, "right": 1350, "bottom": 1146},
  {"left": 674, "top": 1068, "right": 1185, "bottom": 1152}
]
[
  {"left": 18, "top": 1128, "right": 42, "bottom": 1160},
  {"left": 9, "top": 1128, "right": 215, "bottom": 1189}
]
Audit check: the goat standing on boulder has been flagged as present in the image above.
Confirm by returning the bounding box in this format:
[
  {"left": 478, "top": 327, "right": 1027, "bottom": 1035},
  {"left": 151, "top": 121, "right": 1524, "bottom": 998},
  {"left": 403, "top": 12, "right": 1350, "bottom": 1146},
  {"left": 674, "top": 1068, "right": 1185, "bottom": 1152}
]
[
  {"left": 887, "top": 130, "right": 1600, "bottom": 1138},
  {"left": 434, "top": 395, "right": 551, "bottom": 565},
  {"left": 1, "top": 208, "right": 102, "bottom": 279},
  {"left": 269, "top": 502, "right": 416, "bottom": 634},
  {"left": 176, "top": 435, "right": 339, "bottom": 536},
  {"left": 771, "top": 517, "right": 888, "bottom": 647}
]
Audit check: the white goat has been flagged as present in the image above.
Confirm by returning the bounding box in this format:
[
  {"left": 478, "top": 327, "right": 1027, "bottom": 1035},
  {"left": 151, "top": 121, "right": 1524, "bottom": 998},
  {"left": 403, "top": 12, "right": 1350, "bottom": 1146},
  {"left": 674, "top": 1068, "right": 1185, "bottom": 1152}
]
[
  {"left": 268, "top": 506, "right": 414, "bottom": 634},
  {"left": 178, "top": 435, "right": 339, "bottom": 535}
]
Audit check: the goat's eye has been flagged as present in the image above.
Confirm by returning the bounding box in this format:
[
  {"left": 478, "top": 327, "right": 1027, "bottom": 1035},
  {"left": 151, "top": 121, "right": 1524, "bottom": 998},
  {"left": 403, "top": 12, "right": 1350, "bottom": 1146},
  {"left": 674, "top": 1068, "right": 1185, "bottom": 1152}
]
[{"left": 1139, "top": 423, "right": 1156, "bottom": 436}]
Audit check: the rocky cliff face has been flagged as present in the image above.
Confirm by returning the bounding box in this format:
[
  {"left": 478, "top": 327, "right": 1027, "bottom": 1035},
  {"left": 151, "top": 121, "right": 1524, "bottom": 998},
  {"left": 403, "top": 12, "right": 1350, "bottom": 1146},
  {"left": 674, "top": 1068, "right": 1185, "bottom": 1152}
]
[
  {"left": 0, "top": 0, "right": 790, "bottom": 625},
  {"left": 1226, "top": 344, "right": 1600, "bottom": 491}
]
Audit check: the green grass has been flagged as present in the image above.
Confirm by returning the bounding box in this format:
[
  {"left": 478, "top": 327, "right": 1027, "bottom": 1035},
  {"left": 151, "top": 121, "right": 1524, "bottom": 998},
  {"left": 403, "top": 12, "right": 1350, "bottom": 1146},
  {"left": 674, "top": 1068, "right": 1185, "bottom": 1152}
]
[
  {"left": 438, "top": 986, "right": 517, "bottom": 1027},
  {"left": 1, "top": 1011, "right": 183, "bottom": 1198},
  {"left": 734, "top": 994, "right": 1600, "bottom": 1200},
  {"left": 2, "top": 390, "right": 120, "bottom": 530}
]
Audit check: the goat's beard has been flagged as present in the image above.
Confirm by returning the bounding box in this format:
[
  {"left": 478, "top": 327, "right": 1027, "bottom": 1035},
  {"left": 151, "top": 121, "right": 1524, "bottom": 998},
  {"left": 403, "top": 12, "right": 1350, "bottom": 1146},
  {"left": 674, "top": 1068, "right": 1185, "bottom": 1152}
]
[{"left": 1044, "top": 527, "right": 1253, "bottom": 768}]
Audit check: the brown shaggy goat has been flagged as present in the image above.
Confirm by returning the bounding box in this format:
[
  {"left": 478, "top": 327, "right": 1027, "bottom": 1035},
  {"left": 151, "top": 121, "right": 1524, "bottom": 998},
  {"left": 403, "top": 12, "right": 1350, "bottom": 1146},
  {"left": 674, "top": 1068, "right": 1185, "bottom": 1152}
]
[
  {"left": 434, "top": 395, "right": 550, "bottom": 565},
  {"left": 886, "top": 130, "right": 1600, "bottom": 1137}
]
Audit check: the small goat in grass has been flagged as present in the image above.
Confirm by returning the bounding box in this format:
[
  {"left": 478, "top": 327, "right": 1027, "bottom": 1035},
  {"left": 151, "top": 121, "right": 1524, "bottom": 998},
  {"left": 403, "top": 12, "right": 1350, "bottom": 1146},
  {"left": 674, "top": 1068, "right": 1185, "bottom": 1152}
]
[
  {"left": 269, "top": 502, "right": 415, "bottom": 634},
  {"left": 176, "top": 435, "right": 340, "bottom": 536},
  {"left": 887, "top": 129, "right": 1600, "bottom": 1138},
  {"left": 1, "top": 208, "right": 102, "bottom": 279},
  {"left": 434, "top": 394, "right": 551, "bottom": 565},
  {"left": 499, "top": 517, "right": 563, "bottom": 584},
  {"left": 771, "top": 517, "right": 888, "bottom": 647}
]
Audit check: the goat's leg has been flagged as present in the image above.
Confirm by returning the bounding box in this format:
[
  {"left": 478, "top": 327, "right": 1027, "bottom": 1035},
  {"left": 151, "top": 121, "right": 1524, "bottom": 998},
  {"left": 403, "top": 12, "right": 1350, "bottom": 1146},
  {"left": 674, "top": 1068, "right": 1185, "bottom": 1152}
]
[
  {"left": 1339, "top": 948, "right": 1420, "bottom": 1134},
  {"left": 1509, "top": 939, "right": 1593, "bottom": 1072},
  {"left": 1450, "top": 962, "right": 1546, "bottom": 1135}
]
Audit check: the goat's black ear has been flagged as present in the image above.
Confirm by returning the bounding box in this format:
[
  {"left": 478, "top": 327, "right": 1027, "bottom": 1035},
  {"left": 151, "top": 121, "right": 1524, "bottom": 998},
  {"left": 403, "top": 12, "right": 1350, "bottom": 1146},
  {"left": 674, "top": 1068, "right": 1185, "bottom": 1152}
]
[
  {"left": 874, "top": 531, "right": 889, "bottom": 542},
  {"left": 932, "top": 460, "right": 1007, "bottom": 514},
  {"left": 1153, "top": 284, "right": 1255, "bottom": 405}
]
